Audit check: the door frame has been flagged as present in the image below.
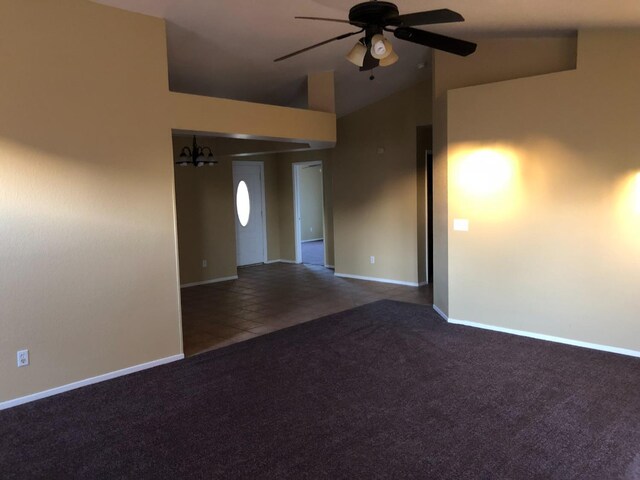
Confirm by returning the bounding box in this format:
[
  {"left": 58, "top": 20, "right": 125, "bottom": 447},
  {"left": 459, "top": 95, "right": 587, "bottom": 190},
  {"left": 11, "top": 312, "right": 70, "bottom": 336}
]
[
  {"left": 292, "top": 161, "right": 325, "bottom": 265},
  {"left": 426, "top": 150, "right": 433, "bottom": 284},
  {"left": 232, "top": 160, "right": 268, "bottom": 265}
]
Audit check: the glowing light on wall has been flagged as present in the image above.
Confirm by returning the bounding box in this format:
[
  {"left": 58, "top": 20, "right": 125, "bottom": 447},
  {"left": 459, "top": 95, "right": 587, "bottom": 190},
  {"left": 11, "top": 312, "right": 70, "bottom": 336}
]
[
  {"left": 449, "top": 145, "right": 522, "bottom": 222},
  {"left": 455, "top": 148, "right": 517, "bottom": 195},
  {"left": 613, "top": 171, "right": 640, "bottom": 250},
  {"left": 635, "top": 173, "right": 640, "bottom": 214}
]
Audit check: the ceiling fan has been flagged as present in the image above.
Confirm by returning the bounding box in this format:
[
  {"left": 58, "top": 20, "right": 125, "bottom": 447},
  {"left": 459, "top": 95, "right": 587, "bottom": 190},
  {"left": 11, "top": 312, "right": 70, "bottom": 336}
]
[{"left": 274, "top": 1, "right": 476, "bottom": 73}]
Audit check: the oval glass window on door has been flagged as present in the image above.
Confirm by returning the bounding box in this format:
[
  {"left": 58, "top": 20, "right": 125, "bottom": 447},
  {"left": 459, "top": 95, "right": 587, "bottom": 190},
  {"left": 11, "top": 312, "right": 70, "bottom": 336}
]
[{"left": 236, "top": 180, "right": 250, "bottom": 227}]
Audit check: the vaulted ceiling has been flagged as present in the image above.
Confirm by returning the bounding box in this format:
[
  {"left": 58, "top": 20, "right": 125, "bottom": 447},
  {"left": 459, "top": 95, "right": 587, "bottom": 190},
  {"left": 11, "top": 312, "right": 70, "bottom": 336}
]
[{"left": 94, "top": 0, "right": 640, "bottom": 116}]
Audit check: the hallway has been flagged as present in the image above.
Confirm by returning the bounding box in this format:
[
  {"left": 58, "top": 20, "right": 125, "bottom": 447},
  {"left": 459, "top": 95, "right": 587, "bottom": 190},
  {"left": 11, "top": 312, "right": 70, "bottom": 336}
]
[{"left": 301, "top": 239, "right": 324, "bottom": 265}]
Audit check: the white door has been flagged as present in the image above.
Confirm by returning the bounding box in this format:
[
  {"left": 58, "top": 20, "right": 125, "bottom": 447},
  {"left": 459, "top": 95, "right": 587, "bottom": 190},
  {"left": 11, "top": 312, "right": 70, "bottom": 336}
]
[{"left": 233, "top": 162, "right": 266, "bottom": 266}]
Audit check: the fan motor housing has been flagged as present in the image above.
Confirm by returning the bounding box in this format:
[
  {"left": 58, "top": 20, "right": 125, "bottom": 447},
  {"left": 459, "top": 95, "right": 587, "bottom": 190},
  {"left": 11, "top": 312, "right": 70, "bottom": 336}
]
[{"left": 349, "top": 1, "right": 399, "bottom": 25}]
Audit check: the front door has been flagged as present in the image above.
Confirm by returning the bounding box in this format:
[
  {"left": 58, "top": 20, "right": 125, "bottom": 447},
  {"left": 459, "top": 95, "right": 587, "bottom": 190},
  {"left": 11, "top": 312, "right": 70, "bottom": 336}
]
[{"left": 233, "top": 162, "right": 265, "bottom": 266}]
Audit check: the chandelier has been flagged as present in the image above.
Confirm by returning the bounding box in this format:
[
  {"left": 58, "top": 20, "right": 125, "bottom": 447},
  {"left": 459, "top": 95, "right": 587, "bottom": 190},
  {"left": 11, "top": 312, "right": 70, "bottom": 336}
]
[{"left": 176, "top": 136, "right": 217, "bottom": 167}]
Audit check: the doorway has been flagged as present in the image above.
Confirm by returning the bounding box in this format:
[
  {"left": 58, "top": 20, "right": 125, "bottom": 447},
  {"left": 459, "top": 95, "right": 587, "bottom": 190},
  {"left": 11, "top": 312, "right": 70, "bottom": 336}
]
[
  {"left": 417, "top": 126, "right": 433, "bottom": 285},
  {"left": 426, "top": 151, "right": 433, "bottom": 283},
  {"left": 233, "top": 161, "right": 267, "bottom": 266},
  {"left": 293, "top": 161, "right": 325, "bottom": 266}
]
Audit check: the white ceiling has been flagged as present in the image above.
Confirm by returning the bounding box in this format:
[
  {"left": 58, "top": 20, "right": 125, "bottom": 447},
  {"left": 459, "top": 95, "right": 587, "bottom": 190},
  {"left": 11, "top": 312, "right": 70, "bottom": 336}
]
[{"left": 93, "top": 0, "right": 640, "bottom": 116}]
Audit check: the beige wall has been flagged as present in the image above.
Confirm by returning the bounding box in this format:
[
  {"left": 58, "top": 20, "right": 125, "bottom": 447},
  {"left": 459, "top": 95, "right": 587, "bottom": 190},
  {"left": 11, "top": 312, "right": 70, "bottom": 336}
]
[
  {"left": 262, "top": 155, "right": 282, "bottom": 260},
  {"left": 300, "top": 165, "right": 324, "bottom": 241},
  {"left": 308, "top": 71, "right": 336, "bottom": 114},
  {"left": 432, "top": 36, "right": 578, "bottom": 314},
  {"left": 0, "top": 0, "right": 181, "bottom": 402},
  {"left": 170, "top": 92, "right": 336, "bottom": 150},
  {"left": 446, "top": 30, "right": 640, "bottom": 351},
  {"left": 173, "top": 137, "right": 237, "bottom": 284},
  {"left": 332, "top": 80, "right": 431, "bottom": 284}
]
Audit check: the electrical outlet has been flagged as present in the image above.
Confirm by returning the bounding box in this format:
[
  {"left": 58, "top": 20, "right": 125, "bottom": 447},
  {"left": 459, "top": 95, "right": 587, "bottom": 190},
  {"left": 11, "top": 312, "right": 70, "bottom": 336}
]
[
  {"left": 310, "top": 227, "right": 313, "bottom": 232},
  {"left": 17, "top": 349, "right": 29, "bottom": 367},
  {"left": 370, "top": 256, "right": 375, "bottom": 264},
  {"left": 202, "top": 259, "right": 207, "bottom": 268}
]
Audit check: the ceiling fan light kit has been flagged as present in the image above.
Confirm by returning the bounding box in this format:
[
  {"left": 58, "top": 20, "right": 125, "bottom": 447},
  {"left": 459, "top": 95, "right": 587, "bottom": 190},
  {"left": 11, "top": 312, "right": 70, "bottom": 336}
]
[
  {"left": 379, "top": 49, "right": 398, "bottom": 67},
  {"left": 275, "top": 1, "right": 477, "bottom": 76},
  {"left": 370, "top": 33, "right": 392, "bottom": 59},
  {"left": 346, "top": 40, "right": 367, "bottom": 67}
]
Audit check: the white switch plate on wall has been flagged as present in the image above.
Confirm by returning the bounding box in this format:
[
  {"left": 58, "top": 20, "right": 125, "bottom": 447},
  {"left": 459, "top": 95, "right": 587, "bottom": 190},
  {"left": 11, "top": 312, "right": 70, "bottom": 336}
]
[{"left": 453, "top": 219, "right": 469, "bottom": 231}]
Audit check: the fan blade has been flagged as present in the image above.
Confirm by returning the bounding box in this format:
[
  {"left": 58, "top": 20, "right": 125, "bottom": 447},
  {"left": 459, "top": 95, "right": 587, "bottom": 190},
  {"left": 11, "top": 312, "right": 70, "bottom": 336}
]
[
  {"left": 394, "top": 27, "right": 476, "bottom": 56},
  {"left": 387, "top": 9, "right": 464, "bottom": 27},
  {"left": 295, "top": 16, "right": 366, "bottom": 27},
  {"left": 274, "top": 30, "right": 363, "bottom": 62},
  {"left": 359, "top": 49, "right": 380, "bottom": 71}
]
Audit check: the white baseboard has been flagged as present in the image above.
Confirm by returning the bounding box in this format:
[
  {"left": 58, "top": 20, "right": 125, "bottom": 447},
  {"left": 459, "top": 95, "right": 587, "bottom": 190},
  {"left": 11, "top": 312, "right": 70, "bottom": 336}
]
[
  {"left": 432, "top": 304, "right": 448, "bottom": 321},
  {"left": 301, "top": 238, "right": 323, "bottom": 243},
  {"left": 325, "top": 264, "right": 335, "bottom": 269},
  {"left": 418, "top": 281, "right": 429, "bottom": 287},
  {"left": 181, "top": 275, "right": 237, "bottom": 288},
  {"left": 265, "top": 259, "right": 297, "bottom": 264},
  {"left": 448, "top": 318, "right": 640, "bottom": 359},
  {"left": 0, "top": 354, "right": 184, "bottom": 410},
  {"left": 334, "top": 272, "right": 420, "bottom": 287}
]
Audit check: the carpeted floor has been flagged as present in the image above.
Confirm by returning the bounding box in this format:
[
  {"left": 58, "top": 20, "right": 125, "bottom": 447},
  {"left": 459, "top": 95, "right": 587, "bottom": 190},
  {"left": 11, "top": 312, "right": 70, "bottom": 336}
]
[
  {"left": 301, "top": 239, "right": 324, "bottom": 265},
  {"left": 2, "top": 300, "right": 640, "bottom": 479}
]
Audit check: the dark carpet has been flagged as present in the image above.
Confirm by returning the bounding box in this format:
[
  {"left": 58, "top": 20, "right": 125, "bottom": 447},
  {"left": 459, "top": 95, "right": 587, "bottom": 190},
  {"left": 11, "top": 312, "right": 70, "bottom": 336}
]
[
  {"left": 301, "top": 239, "right": 324, "bottom": 265},
  {"left": 2, "top": 300, "right": 640, "bottom": 479}
]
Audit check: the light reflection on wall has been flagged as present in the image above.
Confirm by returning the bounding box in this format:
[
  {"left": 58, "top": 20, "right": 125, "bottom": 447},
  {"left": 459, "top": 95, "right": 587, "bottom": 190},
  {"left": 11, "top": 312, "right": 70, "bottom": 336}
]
[
  {"left": 450, "top": 145, "right": 523, "bottom": 221},
  {"left": 614, "top": 171, "right": 640, "bottom": 249},
  {"left": 635, "top": 173, "right": 640, "bottom": 214}
]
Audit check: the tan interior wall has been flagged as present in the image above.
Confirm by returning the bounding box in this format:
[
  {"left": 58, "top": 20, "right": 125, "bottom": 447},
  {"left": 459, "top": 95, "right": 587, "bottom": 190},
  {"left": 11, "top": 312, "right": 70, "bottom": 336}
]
[
  {"left": 308, "top": 71, "right": 336, "bottom": 114},
  {"left": 322, "top": 150, "right": 335, "bottom": 267},
  {"left": 173, "top": 137, "right": 237, "bottom": 284},
  {"left": 261, "top": 155, "right": 281, "bottom": 261},
  {"left": 432, "top": 36, "right": 578, "bottom": 315},
  {"left": 332, "top": 80, "right": 431, "bottom": 283},
  {"left": 300, "top": 165, "right": 324, "bottom": 241},
  {"left": 0, "top": 0, "right": 181, "bottom": 402},
  {"left": 446, "top": 30, "right": 640, "bottom": 351},
  {"left": 170, "top": 92, "right": 336, "bottom": 150}
]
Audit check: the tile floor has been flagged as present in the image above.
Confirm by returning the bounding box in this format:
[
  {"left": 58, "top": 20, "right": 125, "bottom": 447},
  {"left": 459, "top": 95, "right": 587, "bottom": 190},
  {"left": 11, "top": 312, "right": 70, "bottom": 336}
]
[{"left": 181, "top": 263, "right": 433, "bottom": 356}]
